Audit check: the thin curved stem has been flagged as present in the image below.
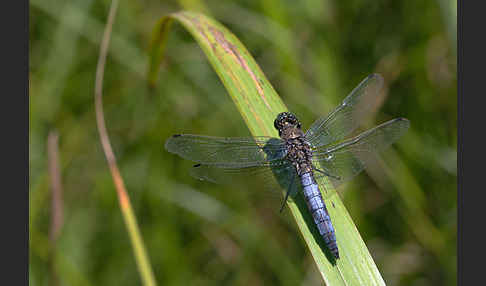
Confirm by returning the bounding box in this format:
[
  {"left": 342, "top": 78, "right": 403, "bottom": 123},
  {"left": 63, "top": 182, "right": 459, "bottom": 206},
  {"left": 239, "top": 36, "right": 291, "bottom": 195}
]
[{"left": 94, "top": 1, "right": 157, "bottom": 285}]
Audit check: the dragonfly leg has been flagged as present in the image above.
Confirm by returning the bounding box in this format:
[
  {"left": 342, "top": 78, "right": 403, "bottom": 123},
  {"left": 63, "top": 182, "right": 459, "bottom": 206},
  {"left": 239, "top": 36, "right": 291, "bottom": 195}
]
[
  {"left": 313, "top": 167, "right": 341, "bottom": 181},
  {"left": 280, "top": 174, "right": 295, "bottom": 213}
]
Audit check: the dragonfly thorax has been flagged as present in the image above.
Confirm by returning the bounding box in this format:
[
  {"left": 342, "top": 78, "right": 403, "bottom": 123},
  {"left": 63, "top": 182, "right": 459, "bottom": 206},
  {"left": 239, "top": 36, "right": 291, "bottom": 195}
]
[
  {"left": 284, "top": 136, "right": 313, "bottom": 176},
  {"left": 274, "top": 113, "right": 313, "bottom": 175}
]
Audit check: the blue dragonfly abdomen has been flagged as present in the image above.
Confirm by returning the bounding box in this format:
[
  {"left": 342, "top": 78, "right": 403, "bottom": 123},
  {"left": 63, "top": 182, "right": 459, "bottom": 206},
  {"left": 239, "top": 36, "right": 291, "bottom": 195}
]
[{"left": 301, "top": 172, "right": 339, "bottom": 259}]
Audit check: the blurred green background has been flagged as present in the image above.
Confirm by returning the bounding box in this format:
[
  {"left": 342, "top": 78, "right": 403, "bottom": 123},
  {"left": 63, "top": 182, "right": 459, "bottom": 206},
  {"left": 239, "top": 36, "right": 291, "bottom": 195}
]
[{"left": 29, "top": 0, "right": 456, "bottom": 285}]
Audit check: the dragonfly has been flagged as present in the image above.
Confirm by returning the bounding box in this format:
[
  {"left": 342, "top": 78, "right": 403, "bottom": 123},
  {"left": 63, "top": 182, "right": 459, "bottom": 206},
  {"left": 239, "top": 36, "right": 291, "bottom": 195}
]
[{"left": 165, "top": 74, "right": 410, "bottom": 259}]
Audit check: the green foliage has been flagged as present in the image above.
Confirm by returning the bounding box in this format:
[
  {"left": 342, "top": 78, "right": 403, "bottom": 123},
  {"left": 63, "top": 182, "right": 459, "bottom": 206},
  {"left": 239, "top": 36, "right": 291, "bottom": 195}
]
[{"left": 30, "top": 0, "right": 456, "bottom": 285}]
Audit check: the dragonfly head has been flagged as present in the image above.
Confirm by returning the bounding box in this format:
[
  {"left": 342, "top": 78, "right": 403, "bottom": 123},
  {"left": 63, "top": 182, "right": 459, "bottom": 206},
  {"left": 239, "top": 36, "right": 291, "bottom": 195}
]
[{"left": 274, "top": 112, "right": 302, "bottom": 136}]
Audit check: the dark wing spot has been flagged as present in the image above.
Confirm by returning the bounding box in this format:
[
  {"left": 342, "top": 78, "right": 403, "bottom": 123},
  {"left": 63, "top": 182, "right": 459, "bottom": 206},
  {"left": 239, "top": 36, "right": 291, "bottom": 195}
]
[
  {"left": 173, "top": 134, "right": 182, "bottom": 137},
  {"left": 193, "top": 164, "right": 201, "bottom": 167}
]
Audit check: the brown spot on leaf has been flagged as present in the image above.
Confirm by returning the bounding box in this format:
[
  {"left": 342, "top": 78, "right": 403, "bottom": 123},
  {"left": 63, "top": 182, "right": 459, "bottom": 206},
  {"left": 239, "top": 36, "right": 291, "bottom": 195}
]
[
  {"left": 208, "top": 26, "right": 270, "bottom": 109},
  {"left": 176, "top": 13, "right": 270, "bottom": 133},
  {"left": 180, "top": 14, "right": 213, "bottom": 51}
]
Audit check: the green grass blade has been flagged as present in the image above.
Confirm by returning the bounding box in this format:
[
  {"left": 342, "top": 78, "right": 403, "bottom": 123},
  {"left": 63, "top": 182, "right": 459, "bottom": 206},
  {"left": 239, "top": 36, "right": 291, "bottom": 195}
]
[{"left": 149, "top": 11, "right": 386, "bottom": 285}]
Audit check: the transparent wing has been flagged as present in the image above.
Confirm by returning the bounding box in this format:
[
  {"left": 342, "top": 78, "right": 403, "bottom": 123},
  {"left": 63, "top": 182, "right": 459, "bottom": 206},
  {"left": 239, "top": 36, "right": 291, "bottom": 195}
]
[
  {"left": 190, "top": 160, "right": 301, "bottom": 207},
  {"left": 165, "top": 135, "right": 286, "bottom": 167},
  {"left": 311, "top": 118, "right": 410, "bottom": 188},
  {"left": 190, "top": 160, "right": 292, "bottom": 188},
  {"left": 166, "top": 135, "right": 298, "bottom": 210},
  {"left": 305, "top": 74, "right": 384, "bottom": 147}
]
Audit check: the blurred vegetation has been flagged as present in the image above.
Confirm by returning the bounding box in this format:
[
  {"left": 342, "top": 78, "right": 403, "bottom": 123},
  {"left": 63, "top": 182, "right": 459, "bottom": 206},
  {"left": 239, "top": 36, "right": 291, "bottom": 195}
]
[{"left": 29, "top": 0, "right": 456, "bottom": 285}]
